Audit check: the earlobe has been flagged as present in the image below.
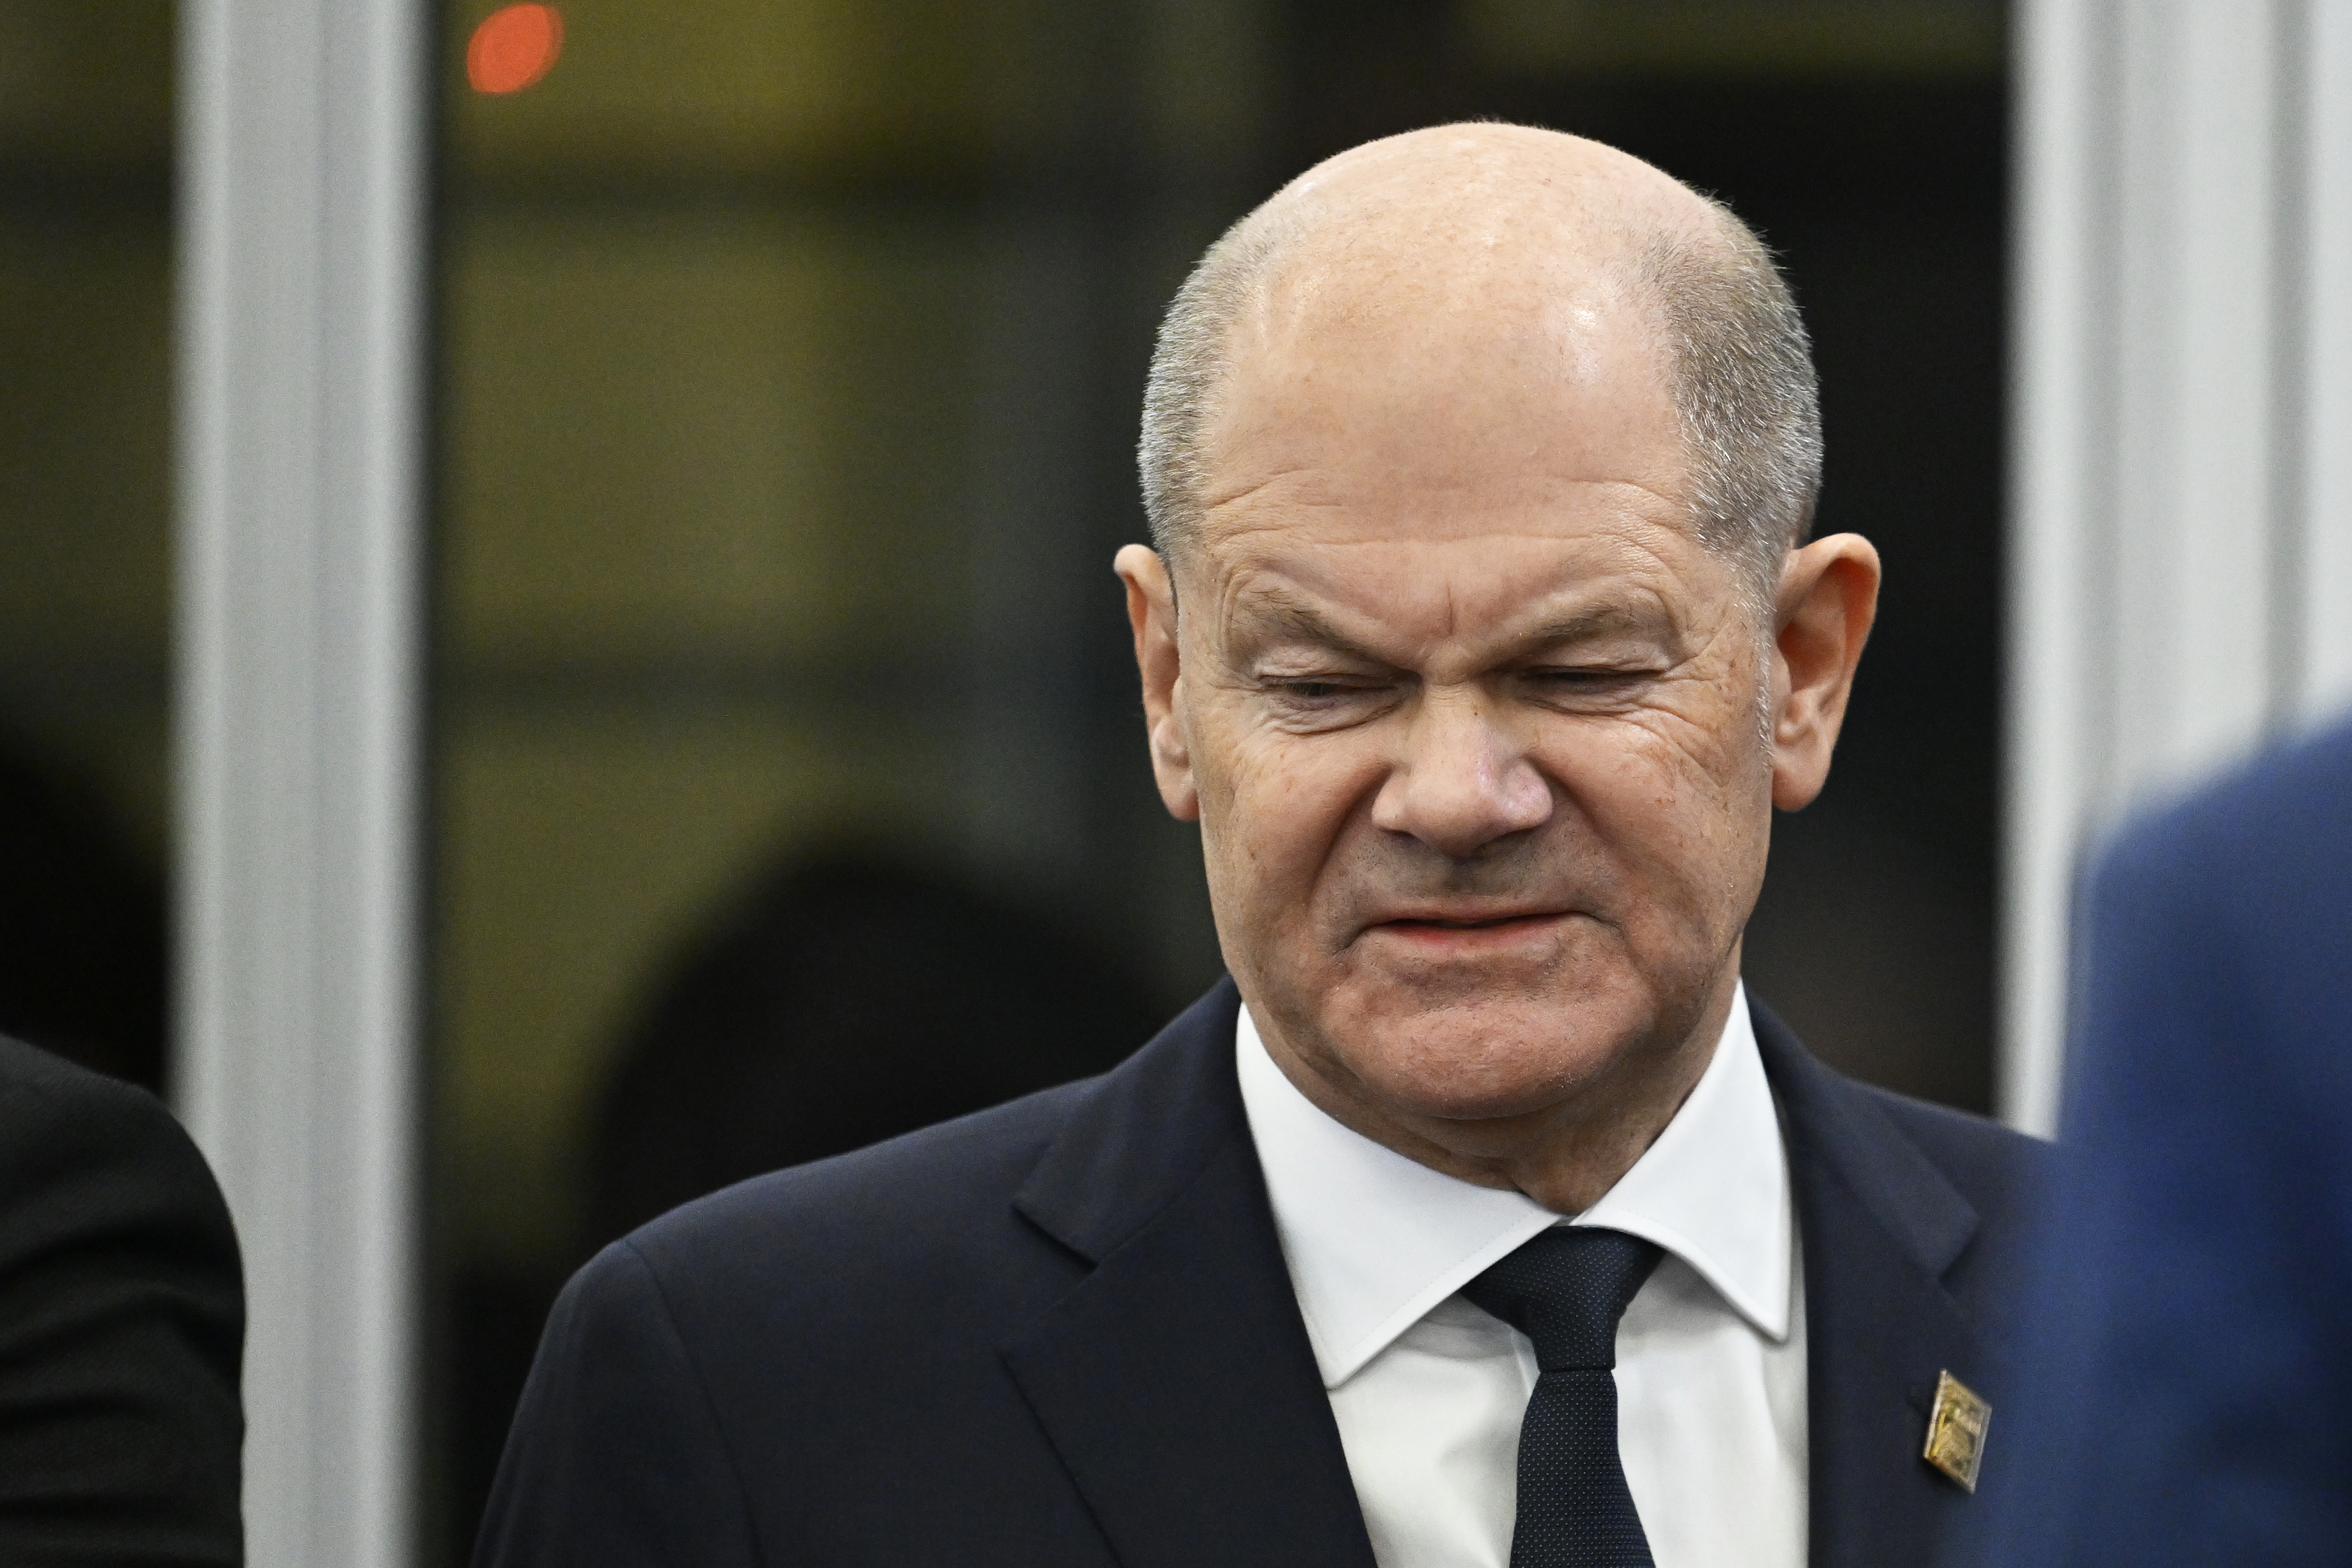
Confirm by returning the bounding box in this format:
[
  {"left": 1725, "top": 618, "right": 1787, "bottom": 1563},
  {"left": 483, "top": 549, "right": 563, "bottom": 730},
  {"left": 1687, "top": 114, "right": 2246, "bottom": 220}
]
[
  {"left": 1114, "top": 544, "right": 1202, "bottom": 822},
  {"left": 1150, "top": 709, "right": 1200, "bottom": 821}
]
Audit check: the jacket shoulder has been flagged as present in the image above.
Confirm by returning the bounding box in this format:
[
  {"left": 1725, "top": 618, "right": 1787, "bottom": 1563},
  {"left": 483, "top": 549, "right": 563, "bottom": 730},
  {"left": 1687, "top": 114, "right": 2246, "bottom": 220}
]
[
  {"left": 638, "top": 1072, "right": 1094, "bottom": 1244},
  {"left": 1853, "top": 1082, "right": 2051, "bottom": 1214},
  {"left": 482, "top": 991, "right": 1253, "bottom": 1568},
  {"left": 614, "top": 1073, "right": 1106, "bottom": 1341},
  {"left": 0, "top": 1032, "right": 237, "bottom": 1243},
  {"left": 619, "top": 978, "right": 1251, "bottom": 1305},
  {"left": 0, "top": 1034, "right": 246, "bottom": 1567},
  {"left": 1752, "top": 997, "right": 2049, "bottom": 1224},
  {"left": 0, "top": 1027, "right": 164, "bottom": 1127},
  {"left": 1844, "top": 1079, "right": 2052, "bottom": 1341},
  {"left": 2096, "top": 712, "right": 2352, "bottom": 903},
  {"left": 2083, "top": 714, "right": 2352, "bottom": 1053}
]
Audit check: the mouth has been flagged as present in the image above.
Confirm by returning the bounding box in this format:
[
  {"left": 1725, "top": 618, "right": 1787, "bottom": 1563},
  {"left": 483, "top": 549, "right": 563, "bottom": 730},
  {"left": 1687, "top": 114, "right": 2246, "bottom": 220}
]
[{"left": 1368, "top": 910, "right": 1570, "bottom": 946}]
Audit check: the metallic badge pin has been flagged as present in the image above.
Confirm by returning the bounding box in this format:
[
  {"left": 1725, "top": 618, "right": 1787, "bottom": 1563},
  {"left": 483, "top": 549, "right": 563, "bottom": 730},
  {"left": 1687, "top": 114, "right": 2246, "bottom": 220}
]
[{"left": 1922, "top": 1370, "right": 1991, "bottom": 1492}]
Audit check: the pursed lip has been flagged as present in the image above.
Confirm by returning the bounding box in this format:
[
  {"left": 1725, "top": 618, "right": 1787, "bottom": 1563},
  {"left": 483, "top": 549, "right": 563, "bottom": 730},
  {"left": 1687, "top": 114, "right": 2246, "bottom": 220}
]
[{"left": 1359, "top": 904, "right": 1574, "bottom": 940}]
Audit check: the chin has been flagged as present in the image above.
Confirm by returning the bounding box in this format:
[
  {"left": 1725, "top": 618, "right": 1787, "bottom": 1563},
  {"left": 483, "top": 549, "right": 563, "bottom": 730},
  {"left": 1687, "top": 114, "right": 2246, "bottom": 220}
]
[{"left": 1314, "top": 982, "right": 1654, "bottom": 1125}]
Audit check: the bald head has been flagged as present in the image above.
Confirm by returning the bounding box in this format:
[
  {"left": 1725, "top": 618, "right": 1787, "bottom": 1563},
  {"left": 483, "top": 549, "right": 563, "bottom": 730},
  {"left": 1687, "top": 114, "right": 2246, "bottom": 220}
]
[{"left": 1138, "top": 123, "right": 1820, "bottom": 605}]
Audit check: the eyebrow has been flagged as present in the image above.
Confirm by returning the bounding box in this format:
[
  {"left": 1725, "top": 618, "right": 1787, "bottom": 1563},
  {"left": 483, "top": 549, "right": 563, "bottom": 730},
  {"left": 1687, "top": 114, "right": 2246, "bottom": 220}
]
[
  {"left": 1522, "top": 603, "right": 1668, "bottom": 647},
  {"left": 1233, "top": 592, "right": 1673, "bottom": 664},
  {"left": 1250, "top": 597, "right": 1379, "bottom": 656}
]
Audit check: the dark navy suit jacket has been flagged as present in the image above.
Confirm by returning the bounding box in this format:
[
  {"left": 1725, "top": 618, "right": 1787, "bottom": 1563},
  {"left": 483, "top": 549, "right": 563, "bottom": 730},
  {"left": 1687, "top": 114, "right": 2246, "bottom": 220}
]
[
  {"left": 2003, "top": 713, "right": 2352, "bottom": 1565},
  {"left": 476, "top": 981, "right": 2043, "bottom": 1568},
  {"left": 0, "top": 1033, "right": 245, "bottom": 1566}
]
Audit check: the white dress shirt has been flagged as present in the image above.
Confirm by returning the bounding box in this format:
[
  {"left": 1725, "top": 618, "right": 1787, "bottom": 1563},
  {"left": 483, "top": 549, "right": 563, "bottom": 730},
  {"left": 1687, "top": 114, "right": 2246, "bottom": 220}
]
[{"left": 1235, "top": 985, "right": 1806, "bottom": 1568}]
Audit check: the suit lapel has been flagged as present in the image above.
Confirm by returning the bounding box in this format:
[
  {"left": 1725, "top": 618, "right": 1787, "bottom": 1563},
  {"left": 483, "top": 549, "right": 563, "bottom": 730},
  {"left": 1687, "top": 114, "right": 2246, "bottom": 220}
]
[
  {"left": 1753, "top": 1003, "right": 1989, "bottom": 1568},
  {"left": 1001, "top": 980, "right": 1377, "bottom": 1568}
]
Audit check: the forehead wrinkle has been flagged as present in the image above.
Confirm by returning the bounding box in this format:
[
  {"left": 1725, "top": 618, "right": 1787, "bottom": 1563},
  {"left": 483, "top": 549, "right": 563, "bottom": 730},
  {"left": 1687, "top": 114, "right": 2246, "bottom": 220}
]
[
  {"left": 1202, "top": 466, "right": 1349, "bottom": 519},
  {"left": 1199, "top": 435, "right": 1693, "bottom": 532},
  {"left": 1186, "top": 494, "right": 1706, "bottom": 621}
]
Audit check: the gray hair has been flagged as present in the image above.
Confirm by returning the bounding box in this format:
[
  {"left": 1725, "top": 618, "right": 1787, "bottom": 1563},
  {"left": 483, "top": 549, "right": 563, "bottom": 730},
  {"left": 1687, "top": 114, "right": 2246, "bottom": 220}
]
[{"left": 1136, "top": 190, "right": 1821, "bottom": 611}]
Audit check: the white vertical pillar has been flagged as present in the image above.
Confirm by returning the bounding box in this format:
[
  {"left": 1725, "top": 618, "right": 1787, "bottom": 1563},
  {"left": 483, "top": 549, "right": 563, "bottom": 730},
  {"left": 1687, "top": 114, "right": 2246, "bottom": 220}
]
[
  {"left": 2306, "top": 0, "right": 2352, "bottom": 720},
  {"left": 2007, "top": 0, "right": 2352, "bottom": 1132},
  {"left": 2006, "top": 0, "right": 2113, "bottom": 1139},
  {"left": 176, "top": 0, "right": 427, "bottom": 1563}
]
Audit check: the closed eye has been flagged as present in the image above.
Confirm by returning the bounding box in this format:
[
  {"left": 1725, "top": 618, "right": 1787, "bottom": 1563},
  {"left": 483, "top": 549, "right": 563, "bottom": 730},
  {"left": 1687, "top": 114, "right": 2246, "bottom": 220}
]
[
  {"left": 1516, "top": 666, "right": 1657, "bottom": 702},
  {"left": 1257, "top": 673, "right": 1403, "bottom": 728},
  {"left": 1273, "top": 679, "right": 1360, "bottom": 701}
]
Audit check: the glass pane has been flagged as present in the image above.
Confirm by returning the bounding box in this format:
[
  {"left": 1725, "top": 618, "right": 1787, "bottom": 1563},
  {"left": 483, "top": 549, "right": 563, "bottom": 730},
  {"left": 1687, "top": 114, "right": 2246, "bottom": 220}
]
[{"left": 431, "top": 0, "right": 2007, "bottom": 1556}]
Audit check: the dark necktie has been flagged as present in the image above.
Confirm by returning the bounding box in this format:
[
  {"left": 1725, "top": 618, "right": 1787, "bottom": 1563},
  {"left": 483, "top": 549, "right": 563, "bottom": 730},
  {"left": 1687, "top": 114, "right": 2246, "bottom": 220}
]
[{"left": 1463, "top": 1226, "right": 1665, "bottom": 1568}]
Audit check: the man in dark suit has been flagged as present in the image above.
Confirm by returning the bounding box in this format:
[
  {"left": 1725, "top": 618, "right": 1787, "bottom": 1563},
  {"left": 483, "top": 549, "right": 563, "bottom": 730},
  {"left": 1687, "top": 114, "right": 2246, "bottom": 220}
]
[
  {"left": 478, "top": 123, "right": 2042, "bottom": 1568},
  {"left": 1999, "top": 711, "right": 2352, "bottom": 1565},
  {"left": 0, "top": 1033, "right": 245, "bottom": 1565}
]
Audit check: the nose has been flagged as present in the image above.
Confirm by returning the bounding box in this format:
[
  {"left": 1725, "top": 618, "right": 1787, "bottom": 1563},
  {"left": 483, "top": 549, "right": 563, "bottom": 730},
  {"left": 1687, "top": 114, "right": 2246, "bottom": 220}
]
[{"left": 1369, "top": 687, "right": 1553, "bottom": 858}]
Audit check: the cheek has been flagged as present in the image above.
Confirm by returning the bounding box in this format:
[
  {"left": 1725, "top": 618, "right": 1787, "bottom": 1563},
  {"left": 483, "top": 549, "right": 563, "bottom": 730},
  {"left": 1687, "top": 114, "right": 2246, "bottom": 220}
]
[
  {"left": 1629, "top": 654, "right": 1776, "bottom": 804},
  {"left": 1198, "top": 720, "right": 1378, "bottom": 908},
  {"left": 1542, "top": 705, "right": 1772, "bottom": 910}
]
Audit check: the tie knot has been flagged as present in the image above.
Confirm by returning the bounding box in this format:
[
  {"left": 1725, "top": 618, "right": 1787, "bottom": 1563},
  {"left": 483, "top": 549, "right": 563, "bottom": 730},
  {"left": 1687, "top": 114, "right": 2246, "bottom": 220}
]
[{"left": 1462, "top": 1227, "right": 1662, "bottom": 1372}]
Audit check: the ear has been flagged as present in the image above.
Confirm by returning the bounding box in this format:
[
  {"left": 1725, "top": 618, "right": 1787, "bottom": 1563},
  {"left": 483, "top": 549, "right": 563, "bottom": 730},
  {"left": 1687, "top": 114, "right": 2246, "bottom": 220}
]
[
  {"left": 1768, "top": 532, "right": 1881, "bottom": 811},
  {"left": 1114, "top": 543, "right": 1200, "bottom": 822}
]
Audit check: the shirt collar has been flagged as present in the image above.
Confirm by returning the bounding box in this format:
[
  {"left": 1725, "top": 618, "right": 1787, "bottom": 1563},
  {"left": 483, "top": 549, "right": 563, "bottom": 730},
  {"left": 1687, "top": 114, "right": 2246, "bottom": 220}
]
[{"left": 1236, "top": 984, "right": 1792, "bottom": 1389}]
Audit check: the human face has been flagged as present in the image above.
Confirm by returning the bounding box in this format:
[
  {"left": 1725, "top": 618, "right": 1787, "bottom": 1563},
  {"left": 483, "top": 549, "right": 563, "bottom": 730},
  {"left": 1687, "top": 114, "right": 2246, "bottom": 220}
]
[{"left": 1120, "top": 282, "right": 1823, "bottom": 1193}]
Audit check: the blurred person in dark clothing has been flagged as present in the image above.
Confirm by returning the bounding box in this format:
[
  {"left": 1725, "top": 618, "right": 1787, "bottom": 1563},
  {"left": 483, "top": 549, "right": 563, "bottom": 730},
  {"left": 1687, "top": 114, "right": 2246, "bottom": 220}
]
[
  {"left": 586, "top": 852, "right": 1166, "bottom": 1247},
  {"left": 0, "top": 1032, "right": 245, "bottom": 1566},
  {"left": 0, "top": 744, "right": 238, "bottom": 1556},
  {"left": 2001, "top": 711, "right": 2352, "bottom": 1566}
]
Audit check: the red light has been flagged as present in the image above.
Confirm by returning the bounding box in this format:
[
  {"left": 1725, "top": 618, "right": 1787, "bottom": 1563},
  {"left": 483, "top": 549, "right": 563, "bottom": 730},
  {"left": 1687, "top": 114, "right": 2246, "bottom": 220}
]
[{"left": 468, "top": 5, "right": 564, "bottom": 95}]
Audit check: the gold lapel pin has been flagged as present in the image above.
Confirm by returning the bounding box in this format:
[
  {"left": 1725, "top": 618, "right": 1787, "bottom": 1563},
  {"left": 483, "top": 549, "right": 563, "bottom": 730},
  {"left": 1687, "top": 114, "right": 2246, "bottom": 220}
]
[{"left": 1922, "top": 1370, "right": 1991, "bottom": 1492}]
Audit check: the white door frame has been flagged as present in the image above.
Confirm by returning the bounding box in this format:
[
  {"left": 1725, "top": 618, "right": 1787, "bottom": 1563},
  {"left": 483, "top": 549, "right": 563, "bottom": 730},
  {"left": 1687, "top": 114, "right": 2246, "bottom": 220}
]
[
  {"left": 2005, "top": 0, "right": 2352, "bottom": 1133},
  {"left": 175, "top": 0, "right": 429, "bottom": 1562}
]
